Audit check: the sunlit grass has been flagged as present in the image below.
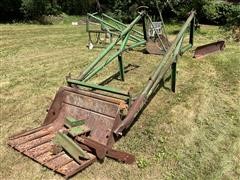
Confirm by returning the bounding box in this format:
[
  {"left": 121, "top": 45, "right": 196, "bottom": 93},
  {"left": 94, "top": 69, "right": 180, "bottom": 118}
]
[{"left": 0, "top": 20, "right": 239, "bottom": 179}]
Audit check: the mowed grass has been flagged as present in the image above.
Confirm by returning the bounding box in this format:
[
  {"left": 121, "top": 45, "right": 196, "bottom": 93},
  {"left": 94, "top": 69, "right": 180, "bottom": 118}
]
[{"left": 0, "top": 21, "right": 239, "bottom": 180}]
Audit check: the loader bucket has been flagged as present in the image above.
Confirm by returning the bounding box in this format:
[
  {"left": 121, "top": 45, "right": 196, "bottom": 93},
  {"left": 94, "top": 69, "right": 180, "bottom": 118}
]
[
  {"left": 8, "top": 86, "right": 127, "bottom": 178},
  {"left": 146, "top": 35, "right": 171, "bottom": 55},
  {"left": 194, "top": 40, "right": 225, "bottom": 59}
]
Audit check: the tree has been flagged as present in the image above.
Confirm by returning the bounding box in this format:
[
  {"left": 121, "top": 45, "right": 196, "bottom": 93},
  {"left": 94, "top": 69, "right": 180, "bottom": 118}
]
[
  {"left": 0, "top": 0, "right": 22, "bottom": 22},
  {"left": 57, "top": 0, "right": 95, "bottom": 15},
  {"left": 21, "top": 0, "right": 60, "bottom": 19}
]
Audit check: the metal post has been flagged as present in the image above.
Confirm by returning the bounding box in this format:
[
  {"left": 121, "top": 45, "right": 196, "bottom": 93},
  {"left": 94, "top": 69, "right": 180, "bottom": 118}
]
[
  {"left": 156, "top": 2, "right": 170, "bottom": 46},
  {"left": 190, "top": 17, "right": 195, "bottom": 45},
  {"left": 172, "top": 36, "right": 181, "bottom": 92},
  {"left": 118, "top": 54, "right": 124, "bottom": 81},
  {"left": 86, "top": 15, "right": 92, "bottom": 44},
  {"left": 110, "top": 34, "right": 113, "bottom": 43},
  {"left": 83, "top": 33, "right": 130, "bottom": 82},
  {"left": 144, "top": 11, "right": 196, "bottom": 97},
  {"left": 180, "top": 17, "right": 195, "bottom": 55},
  {"left": 142, "top": 16, "right": 147, "bottom": 40},
  {"left": 86, "top": 15, "right": 89, "bottom": 32},
  {"left": 171, "top": 61, "right": 177, "bottom": 93}
]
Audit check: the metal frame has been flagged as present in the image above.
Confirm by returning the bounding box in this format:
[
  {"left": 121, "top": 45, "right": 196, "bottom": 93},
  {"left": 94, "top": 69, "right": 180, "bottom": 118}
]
[
  {"left": 69, "top": 10, "right": 196, "bottom": 99},
  {"left": 86, "top": 11, "right": 170, "bottom": 52},
  {"left": 68, "top": 10, "right": 197, "bottom": 138},
  {"left": 73, "top": 11, "right": 147, "bottom": 87},
  {"left": 8, "top": 9, "right": 199, "bottom": 177},
  {"left": 86, "top": 12, "right": 145, "bottom": 48},
  {"left": 114, "top": 11, "right": 196, "bottom": 135}
]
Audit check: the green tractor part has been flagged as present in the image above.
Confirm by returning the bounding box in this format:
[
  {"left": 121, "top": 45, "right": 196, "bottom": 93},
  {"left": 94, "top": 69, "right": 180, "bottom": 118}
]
[
  {"left": 8, "top": 9, "right": 197, "bottom": 178},
  {"left": 86, "top": 10, "right": 170, "bottom": 54}
]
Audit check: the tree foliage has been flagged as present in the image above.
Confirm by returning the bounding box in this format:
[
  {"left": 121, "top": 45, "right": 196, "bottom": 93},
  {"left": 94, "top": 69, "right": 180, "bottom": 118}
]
[
  {"left": 21, "top": 0, "right": 61, "bottom": 19},
  {"left": 0, "top": 0, "right": 22, "bottom": 22},
  {"left": 0, "top": 0, "right": 239, "bottom": 28},
  {"left": 57, "top": 0, "right": 95, "bottom": 15}
]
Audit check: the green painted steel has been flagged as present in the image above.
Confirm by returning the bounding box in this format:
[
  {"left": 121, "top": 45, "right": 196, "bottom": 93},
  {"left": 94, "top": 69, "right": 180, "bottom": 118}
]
[
  {"left": 80, "top": 12, "right": 145, "bottom": 81},
  {"left": 81, "top": 10, "right": 195, "bottom": 101},
  {"left": 181, "top": 44, "right": 192, "bottom": 54},
  {"left": 83, "top": 33, "right": 130, "bottom": 82},
  {"left": 113, "top": 11, "right": 196, "bottom": 135},
  {"left": 68, "top": 126, "right": 90, "bottom": 137},
  {"left": 126, "top": 40, "right": 146, "bottom": 50},
  {"left": 65, "top": 117, "right": 85, "bottom": 128},
  {"left": 119, "top": 12, "right": 145, "bottom": 37},
  {"left": 67, "top": 79, "right": 129, "bottom": 97},
  {"left": 79, "top": 40, "right": 116, "bottom": 80},
  {"left": 144, "top": 11, "right": 196, "bottom": 98},
  {"left": 118, "top": 54, "right": 125, "bottom": 81},
  {"left": 173, "top": 36, "right": 184, "bottom": 58},
  {"left": 53, "top": 132, "right": 90, "bottom": 160},
  {"left": 102, "top": 13, "right": 144, "bottom": 38},
  {"left": 88, "top": 13, "right": 142, "bottom": 43},
  {"left": 180, "top": 16, "right": 195, "bottom": 55}
]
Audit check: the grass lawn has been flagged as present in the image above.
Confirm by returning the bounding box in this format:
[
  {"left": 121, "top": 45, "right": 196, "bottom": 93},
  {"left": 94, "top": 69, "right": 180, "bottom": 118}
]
[{"left": 0, "top": 21, "right": 239, "bottom": 180}]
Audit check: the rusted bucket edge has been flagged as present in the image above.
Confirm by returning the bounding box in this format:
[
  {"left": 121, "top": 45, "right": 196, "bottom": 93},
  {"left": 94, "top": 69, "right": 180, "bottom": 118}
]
[
  {"left": 194, "top": 40, "right": 225, "bottom": 59},
  {"left": 63, "top": 86, "right": 127, "bottom": 106}
]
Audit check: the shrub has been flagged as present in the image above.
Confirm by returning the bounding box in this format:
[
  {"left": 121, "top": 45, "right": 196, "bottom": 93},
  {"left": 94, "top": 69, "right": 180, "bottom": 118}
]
[
  {"left": 21, "top": 0, "right": 60, "bottom": 20},
  {"left": 0, "top": 0, "right": 23, "bottom": 22},
  {"left": 57, "top": 0, "right": 95, "bottom": 15},
  {"left": 203, "top": 1, "right": 240, "bottom": 25}
]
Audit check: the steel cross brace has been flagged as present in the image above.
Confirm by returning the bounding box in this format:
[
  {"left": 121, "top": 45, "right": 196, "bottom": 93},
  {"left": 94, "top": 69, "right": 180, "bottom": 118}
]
[
  {"left": 79, "top": 11, "right": 147, "bottom": 82},
  {"left": 87, "top": 12, "right": 144, "bottom": 43}
]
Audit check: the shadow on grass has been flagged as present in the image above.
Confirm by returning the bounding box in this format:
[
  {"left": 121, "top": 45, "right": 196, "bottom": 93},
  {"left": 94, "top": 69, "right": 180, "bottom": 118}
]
[
  {"left": 117, "top": 74, "right": 173, "bottom": 140},
  {"left": 99, "top": 64, "right": 140, "bottom": 85}
]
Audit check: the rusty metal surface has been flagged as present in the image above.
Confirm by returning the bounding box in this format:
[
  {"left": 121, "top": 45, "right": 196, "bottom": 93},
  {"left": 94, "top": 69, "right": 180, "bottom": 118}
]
[
  {"left": 114, "top": 95, "right": 145, "bottom": 135},
  {"left": 76, "top": 136, "right": 135, "bottom": 164},
  {"left": 7, "top": 11, "right": 201, "bottom": 178},
  {"left": 8, "top": 124, "right": 97, "bottom": 178},
  {"left": 8, "top": 86, "right": 127, "bottom": 177},
  {"left": 42, "top": 86, "right": 126, "bottom": 145},
  {"left": 106, "top": 148, "right": 135, "bottom": 164},
  {"left": 76, "top": 137, "right": 107, "bottom": 160},
  {"left": 146, "top": 35, "right": 170, "bottom": 55},
  {"left": 194, "top": 40, "right": 225, "bottom": 59}
]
